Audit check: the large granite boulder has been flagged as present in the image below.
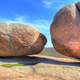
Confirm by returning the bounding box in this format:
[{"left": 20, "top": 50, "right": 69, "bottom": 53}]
[
  {"left": 50, "top": 2, "right": 80, "bottom": 58},
  {"left": 0, "top": 23, "right": 47, "bottom": 56}
]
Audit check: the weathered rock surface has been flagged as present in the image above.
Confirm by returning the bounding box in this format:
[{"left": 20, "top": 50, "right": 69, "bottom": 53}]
[
  {"left": 0, "top": 55, "right": 80, "bottom": 80},
  {"left": 0, "top": 23, "right": 47, "bottom": 56},
  {"left": 50, "top": 2, "right": 80, "bottom": 58}
]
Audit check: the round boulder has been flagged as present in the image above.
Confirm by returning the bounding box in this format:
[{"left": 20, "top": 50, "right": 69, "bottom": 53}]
[
  {"left": 50, "top": 2, "right": 80, "bottom": 58},
  {"left": 0, "top": 23, "right": 47, "bottom": 56}
]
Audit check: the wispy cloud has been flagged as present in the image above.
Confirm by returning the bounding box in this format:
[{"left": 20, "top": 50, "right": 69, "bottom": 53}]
[
  {"left": 42, "top": 0, "right": 80, "bottom": 9},
  {"left": 13, "top": 15, "right": 27, "bottom": 23},
  {"left": 0, "top": 15, "right": 27, "bottom": 24},
  {"left": 41, "top": 0, "right": 74, "bottom": 9},
  {"left": 42, "top": 0, "right": 57, "bottom": 8}
]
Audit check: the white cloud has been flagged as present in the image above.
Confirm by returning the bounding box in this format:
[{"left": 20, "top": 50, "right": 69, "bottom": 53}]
[
  {"left": 6, "top": 15, "right": 27, "bottom": 24},
  {"left": 0, "top": 15, "right": 27, "bottom": 24},
  {"left": 42, "top": 0, "right": 56, "bottom": 8},
  {"left": 41, "top": 0, "right": 68, "bottom": 9},
  {"left": 42, "top": 0, "right": 80, "bottom": 9},
  {"left": 13, "top": 15, "right": 26, "bottom": 22}
]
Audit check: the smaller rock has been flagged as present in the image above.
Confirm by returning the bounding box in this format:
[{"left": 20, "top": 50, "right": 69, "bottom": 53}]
[{"left": 0, "top": 23, "right": 47, "bottom": 56}]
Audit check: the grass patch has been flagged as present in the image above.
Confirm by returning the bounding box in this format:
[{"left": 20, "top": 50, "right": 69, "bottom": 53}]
[
  {"left": 41, "top": 49, "right": 54, "bottom": 56},
  {"left": 0, "top": 64, "right": 24, "bottom": 68}
]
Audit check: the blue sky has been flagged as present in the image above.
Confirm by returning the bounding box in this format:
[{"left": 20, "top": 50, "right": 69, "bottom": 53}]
[{"left": 0, "top": 0, "right": 80, "bottom": 47}]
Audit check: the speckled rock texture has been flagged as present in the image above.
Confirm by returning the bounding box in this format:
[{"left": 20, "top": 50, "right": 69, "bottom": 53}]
[
  {"left": 0, "top": 23, "right": 47, "bottom": 56},
  {"left": 0, "top": 55, "right": 80, "bottom": 80},
  {"left": 50, "top": 2, "right": 80, "bottom": 58}
]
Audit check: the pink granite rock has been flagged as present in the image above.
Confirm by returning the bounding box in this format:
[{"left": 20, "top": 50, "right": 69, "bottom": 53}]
[
  {"left": 0, "top": 23, "right": 47, "bottom": 56},
  {"left": 50, "top": 2, "right": 80, "bottom": 58}
]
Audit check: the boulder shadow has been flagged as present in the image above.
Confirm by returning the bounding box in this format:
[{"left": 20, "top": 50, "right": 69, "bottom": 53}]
[{"left": 0, "top": 56, "right": 80, "bottom": 67}]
